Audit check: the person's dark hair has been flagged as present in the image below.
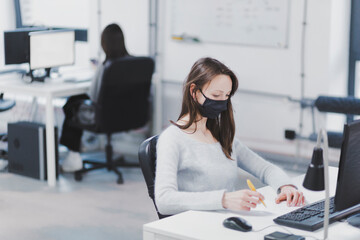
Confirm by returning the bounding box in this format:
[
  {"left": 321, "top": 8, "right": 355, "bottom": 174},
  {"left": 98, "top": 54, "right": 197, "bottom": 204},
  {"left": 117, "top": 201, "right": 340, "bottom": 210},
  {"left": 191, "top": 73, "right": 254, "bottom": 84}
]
[
  {"left": 101, "top": 23, "right": 129, "bottom": 61},
  {"left": 172, "top": 57, "right": 239, "bottom": 159}
]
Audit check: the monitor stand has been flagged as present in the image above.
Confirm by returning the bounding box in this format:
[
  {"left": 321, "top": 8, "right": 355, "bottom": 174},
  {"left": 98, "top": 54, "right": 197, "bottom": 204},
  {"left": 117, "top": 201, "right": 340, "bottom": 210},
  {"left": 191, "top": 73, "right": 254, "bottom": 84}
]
[{"left": 29, "top": 68, "right": 51, "bottom": 82}]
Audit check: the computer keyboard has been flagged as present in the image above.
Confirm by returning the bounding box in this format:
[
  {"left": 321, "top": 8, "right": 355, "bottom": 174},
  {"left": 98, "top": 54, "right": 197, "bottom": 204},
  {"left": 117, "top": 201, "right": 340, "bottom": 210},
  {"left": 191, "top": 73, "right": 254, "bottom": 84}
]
[
  {"left": 63, "top": 77, "right": 91, "bottom": 83},
  {"left": 274, "top": 197, "right": 358, "bottom": 231},
  {"left": 59, "top": 67, "right": 94, "bottom": 83}
]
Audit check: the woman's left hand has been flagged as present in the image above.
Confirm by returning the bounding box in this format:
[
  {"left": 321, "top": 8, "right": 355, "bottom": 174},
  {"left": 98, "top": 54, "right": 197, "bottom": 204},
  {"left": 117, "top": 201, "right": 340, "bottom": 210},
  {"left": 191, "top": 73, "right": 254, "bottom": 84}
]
[{"left": 275, "top": 185, "right": 305, "bottom": 207}]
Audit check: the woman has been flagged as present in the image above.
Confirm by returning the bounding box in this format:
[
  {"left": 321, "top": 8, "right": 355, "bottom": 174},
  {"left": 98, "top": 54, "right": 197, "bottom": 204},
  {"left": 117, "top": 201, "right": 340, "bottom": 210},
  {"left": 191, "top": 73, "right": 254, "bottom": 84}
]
[
  {"left": 155, "top": 57, "right": 305, "bottom": 215},
  {"left": 60, "top": 23, "right": 129, "bottom": 172}
]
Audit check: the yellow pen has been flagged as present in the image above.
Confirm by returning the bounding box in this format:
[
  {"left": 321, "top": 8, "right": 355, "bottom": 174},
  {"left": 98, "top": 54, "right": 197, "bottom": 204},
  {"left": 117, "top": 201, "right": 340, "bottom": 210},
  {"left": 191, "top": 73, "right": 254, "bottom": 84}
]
[
  {"left": 171, "top": 36, "right": 183, "bottom": 40},
  {"left": 247, "top": 179, "right": 267, "bottom": 208}
]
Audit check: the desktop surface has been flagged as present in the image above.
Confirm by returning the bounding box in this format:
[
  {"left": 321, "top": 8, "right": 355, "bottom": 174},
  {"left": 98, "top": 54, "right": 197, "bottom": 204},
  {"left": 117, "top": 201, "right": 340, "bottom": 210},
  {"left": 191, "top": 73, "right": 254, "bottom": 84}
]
[
  {"left": 0, "top": 74, "right": 91, "bottom": 97},
  {"left": 143, "top": 167, "right": 360, "bottom": 240}
]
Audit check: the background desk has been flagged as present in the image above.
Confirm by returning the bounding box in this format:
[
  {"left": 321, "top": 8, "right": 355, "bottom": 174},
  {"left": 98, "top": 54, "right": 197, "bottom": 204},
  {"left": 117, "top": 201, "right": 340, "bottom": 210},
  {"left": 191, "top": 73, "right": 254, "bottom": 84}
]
[
  {"left": 143, "top": 167, "right": 360, "bottom": 240},
  {"left": 0, "top": 75, "right": 91, "bottom": 186}
]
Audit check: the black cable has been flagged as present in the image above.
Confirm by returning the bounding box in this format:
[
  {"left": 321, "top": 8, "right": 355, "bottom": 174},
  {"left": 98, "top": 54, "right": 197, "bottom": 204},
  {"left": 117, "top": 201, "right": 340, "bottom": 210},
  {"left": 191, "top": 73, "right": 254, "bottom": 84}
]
[{"left": 252, "top": 224, "right": 293, "bottom": 234}]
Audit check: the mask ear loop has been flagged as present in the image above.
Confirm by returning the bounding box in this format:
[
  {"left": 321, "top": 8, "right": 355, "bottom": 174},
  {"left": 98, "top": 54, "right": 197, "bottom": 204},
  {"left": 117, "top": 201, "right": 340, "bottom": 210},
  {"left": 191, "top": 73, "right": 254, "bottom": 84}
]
[{"left": 198, "top": 89, "right": 208, "bottom": 99}]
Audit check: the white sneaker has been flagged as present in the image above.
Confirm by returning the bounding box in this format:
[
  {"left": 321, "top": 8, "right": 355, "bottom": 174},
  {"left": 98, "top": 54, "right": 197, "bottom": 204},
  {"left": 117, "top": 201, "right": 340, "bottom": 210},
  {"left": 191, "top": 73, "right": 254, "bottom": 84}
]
[{"left": 61, "top": 151, "right": 83, "bottom": 172}]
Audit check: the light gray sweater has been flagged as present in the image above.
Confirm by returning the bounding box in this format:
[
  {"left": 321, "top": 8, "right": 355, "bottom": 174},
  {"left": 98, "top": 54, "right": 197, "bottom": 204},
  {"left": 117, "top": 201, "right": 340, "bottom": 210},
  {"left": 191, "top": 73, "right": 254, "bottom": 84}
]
[{"left": 154, "top": 125, "right": 294, "bottom": 215}]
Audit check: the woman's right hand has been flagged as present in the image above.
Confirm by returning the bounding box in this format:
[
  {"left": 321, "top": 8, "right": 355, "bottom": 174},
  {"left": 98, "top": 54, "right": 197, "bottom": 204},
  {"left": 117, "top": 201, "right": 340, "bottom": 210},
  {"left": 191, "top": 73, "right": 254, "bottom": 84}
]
[{"left": 222, "top": 190, "right": 264, "bottom": 211}]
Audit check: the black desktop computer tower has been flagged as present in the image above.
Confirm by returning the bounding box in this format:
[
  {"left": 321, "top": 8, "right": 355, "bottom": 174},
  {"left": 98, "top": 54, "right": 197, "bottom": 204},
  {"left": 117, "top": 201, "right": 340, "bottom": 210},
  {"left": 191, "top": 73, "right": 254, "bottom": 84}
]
[{"left": 8, "top": 121, "right": 59, "bottom": 180}]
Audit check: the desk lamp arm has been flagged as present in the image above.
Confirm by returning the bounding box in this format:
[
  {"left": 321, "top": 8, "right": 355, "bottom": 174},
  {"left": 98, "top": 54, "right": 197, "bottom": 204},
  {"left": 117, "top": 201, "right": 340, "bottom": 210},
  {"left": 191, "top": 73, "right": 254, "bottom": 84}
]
[{"left": 317, "top": 128, "right": 330, "bottom": 240}]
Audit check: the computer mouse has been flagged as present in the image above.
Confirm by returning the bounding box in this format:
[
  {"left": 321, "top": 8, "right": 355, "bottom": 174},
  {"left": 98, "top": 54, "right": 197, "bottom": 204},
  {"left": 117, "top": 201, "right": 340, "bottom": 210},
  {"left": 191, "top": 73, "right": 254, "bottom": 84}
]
[
  {"left": 347, "top": 213, "right": 360, "bottom": 228},
  {"left": 223, "top": 216, "right": 252, "bottom": 232}
]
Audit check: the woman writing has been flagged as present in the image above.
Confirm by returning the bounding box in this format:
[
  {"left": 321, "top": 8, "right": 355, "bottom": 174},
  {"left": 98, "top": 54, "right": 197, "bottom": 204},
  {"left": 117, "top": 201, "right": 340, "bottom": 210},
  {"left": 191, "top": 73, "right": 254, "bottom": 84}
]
[{"left": 155, "top": 57, "right": 305, "bottom": 215}]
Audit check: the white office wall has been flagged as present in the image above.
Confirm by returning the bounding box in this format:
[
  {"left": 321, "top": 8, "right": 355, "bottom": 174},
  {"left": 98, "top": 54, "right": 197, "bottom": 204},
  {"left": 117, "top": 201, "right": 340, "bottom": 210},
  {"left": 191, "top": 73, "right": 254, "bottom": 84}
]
[
  {"left": 88, "top": 0, "right": 150, "bottom": 61},
  {"left": 327, "top": 0, "right": 352, "bottom": 130},
  {"left": 158, "top": 0, "right": 351, "bottom": 157}
]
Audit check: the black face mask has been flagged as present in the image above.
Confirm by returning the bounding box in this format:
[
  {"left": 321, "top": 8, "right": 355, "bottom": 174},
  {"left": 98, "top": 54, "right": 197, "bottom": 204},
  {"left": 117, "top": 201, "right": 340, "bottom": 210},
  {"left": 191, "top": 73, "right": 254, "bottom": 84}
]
[{"left": 198, "top": 89, "right": 228, "bottom": 119}]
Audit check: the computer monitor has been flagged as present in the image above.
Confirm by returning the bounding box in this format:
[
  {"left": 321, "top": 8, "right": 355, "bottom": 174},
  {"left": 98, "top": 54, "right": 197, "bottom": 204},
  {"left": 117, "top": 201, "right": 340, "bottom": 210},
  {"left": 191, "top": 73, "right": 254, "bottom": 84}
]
[
  {"left": 3, "top": 27, "right": 47, "bottom": 65},
  {"left": 334, "top": 119, "right": 360, "bottom": 211},
  {"left": 29, "top": 30, "right": 75, "bottom": 70}
]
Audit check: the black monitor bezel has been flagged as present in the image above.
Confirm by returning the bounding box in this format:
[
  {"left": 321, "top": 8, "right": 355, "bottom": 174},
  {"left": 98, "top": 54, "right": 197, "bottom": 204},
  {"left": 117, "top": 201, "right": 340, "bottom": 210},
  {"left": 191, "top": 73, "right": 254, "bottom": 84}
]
[
  {"left": 4, "top": 27, "right": 47, "bottom": 65},
  {"left": 335, "top": 119, "right": 360, "bottom": 211}
]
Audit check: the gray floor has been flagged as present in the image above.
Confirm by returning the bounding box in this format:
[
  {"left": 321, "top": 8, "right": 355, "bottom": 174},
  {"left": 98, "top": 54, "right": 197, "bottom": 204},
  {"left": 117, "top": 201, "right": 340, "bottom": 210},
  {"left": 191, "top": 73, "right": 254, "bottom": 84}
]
[
  {"left": 0, "top": 153, "right": 158, "bottom": 240},
  {"left": 0, "top": 151, "right": 303, "bottom": 240}
]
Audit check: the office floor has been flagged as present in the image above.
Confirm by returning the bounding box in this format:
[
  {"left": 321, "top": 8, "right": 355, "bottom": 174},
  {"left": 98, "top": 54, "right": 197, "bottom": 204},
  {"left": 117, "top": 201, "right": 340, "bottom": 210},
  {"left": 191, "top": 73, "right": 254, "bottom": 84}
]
[
  {"left": 0, "top": 151, "right": 303, "bottom": 240},
  {"left": 0, "top": 153, "right": 158, "bottom": 240}
]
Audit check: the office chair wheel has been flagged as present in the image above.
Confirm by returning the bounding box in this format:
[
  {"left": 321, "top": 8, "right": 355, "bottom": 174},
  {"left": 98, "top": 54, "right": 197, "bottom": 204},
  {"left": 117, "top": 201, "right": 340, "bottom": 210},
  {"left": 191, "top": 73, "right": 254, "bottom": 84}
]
[
  {"left": 74, "top": 172, "right": 83, "bottom": 181},
  {"left": 117, "top": 176, "right": 123, "bottom": 184}
]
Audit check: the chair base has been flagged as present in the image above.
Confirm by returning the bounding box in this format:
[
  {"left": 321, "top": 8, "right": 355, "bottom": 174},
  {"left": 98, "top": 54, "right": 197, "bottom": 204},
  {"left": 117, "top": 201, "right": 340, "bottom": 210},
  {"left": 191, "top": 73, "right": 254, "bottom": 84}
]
[{"left": 74, "top": 156, "right": 140, "bottom": 184}]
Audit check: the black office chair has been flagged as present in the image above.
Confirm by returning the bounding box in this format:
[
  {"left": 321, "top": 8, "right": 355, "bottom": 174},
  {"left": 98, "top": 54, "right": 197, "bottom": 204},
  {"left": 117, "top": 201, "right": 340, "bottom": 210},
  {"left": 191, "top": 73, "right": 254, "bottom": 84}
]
[
  {"left": 138, "top": 135, "right": 171, "bottom": 219},
  {"left": 0, "top": 93, "right": 16, "bottom": 112},
  {"left": 74, "top": 56, "right": 155, "bottom": 184}
]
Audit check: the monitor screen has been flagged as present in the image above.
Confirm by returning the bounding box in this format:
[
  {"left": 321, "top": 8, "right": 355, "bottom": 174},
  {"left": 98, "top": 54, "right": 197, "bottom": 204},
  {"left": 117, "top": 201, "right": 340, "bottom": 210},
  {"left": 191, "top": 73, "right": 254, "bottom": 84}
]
[
  {"left": 335, "top": 119, "right": 360, "bottom": 211},
  {"left": 29, "top": 30, "right": 75, "bottom": 70},
  {"left": 4, "top": 27, "right": 47, "bottom": 65}
]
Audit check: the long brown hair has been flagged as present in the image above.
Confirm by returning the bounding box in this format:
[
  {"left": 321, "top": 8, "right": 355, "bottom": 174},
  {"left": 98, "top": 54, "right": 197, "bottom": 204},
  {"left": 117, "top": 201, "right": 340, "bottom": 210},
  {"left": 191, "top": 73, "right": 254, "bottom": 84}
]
[
  {"left": 172, "top": 57, "right": 239, "bottom": 159},
  {"left": 101, "top": 23, "right": 129, "bottom": 61}
]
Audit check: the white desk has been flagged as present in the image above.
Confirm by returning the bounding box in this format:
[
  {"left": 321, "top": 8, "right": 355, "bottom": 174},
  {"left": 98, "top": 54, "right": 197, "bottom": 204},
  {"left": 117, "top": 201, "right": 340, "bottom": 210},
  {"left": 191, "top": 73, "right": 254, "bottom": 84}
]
[
  {"left": 143, "top": 167, "right": 360, "bottom": 240},
  {"left": 0, "top": 75, "right": 91, "bottom": 186}
]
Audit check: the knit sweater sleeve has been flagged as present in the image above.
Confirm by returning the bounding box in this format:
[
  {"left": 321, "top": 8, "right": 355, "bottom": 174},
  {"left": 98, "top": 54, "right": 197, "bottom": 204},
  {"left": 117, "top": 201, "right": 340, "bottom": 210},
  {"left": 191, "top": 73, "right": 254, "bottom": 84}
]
[
  {"left": 233, "top": 138, "right": 295, "bottom": 192},
  {"left": 154, "top": 127, "right": 226, "bottom": 215}
]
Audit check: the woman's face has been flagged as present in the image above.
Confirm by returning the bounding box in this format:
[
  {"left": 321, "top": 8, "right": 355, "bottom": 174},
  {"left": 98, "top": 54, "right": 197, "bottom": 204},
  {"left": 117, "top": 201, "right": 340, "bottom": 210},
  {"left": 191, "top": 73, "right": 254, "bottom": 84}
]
[{"left": 196, "top": 74, "right": 232, "bottom": 104}]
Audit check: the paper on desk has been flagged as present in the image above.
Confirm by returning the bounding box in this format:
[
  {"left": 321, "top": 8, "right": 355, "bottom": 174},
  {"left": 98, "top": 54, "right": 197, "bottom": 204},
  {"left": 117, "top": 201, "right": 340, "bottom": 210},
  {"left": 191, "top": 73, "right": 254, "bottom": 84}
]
[{"left": 226, "top": 186, "right": 303, "bottom": 217}]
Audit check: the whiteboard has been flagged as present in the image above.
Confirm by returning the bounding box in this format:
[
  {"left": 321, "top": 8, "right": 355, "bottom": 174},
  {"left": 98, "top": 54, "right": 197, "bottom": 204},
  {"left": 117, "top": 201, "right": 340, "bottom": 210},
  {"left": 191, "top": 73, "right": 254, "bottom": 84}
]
[{"left": 171, "top": 0, "right": 290, "bottom": 48}]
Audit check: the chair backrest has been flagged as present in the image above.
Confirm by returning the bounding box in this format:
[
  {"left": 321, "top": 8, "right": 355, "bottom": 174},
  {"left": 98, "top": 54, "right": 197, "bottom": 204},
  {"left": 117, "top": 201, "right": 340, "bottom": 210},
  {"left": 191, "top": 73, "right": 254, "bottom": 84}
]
[
  {"left": 138, "top": 135, "right": 171, "bottom": 219},
  {"left": 95, "top": 56, "right": 155, "bottom": 133}
]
